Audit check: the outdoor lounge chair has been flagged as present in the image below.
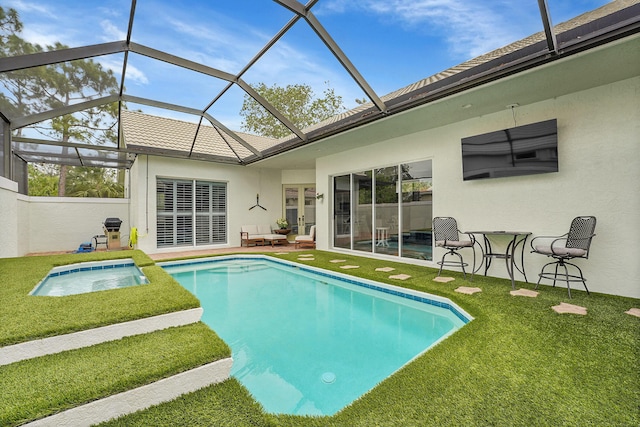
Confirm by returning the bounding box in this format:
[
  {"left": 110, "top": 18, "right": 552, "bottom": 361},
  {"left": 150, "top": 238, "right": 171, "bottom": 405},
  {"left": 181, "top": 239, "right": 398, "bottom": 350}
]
[
  {"left": 240, "top": 225, "right": 288, "bottom": 247},
  {"left": 433, "top": 217, "right": 476, "bottom": 279},
  {"left": 295, "top": 225, "right": 316, "bottom": 249},
  {"left": 530, "top": 216, "right": 596, "bottom": 298}
]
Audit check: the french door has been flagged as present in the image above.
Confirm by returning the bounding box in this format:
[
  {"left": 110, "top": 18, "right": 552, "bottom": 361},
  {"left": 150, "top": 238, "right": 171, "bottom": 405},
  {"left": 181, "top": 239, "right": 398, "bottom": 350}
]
[{"left": 283, "top": 185, "right": 316, "bottom": 235}]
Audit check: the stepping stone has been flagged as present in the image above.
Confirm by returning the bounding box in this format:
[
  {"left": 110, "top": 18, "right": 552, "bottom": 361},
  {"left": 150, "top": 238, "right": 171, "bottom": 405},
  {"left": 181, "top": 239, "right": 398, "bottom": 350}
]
[
  {"left": 330, "top": 259, "right": 347, "bottom": 263},
  {"left": 455, "top": 286, "right": 482, "bottom": 295},
  {"left": 375, "top": 267, "right": 395, "bottom": 272},
  {"left": 340, "top": 265, "right": 360, "bottom": 269},
  {"left": 624, "top": 308, "right": 640, "bottom": 318},
  {"left": 552, "top": 302, "right": 587, "bottom": 315},
  {"left": 433, "top": 276, "right": 455, "bottom": 283},
  {"left": 389, "top": 274, "right": 411, "bottom": 280},
  {"left": 297, "top": 257, "right": 315, "bottom": 261},
  {"left": 274, "top": 252, "right": 289, "bottom": 255},
  {"left": 510, "top": 288, "right": 539, "bottom": 298}
]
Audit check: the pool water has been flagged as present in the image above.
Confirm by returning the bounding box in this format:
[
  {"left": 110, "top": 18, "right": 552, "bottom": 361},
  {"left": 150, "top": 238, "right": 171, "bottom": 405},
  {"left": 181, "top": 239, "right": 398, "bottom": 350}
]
[
  {"left": 163, "top": 256, "right": 470, "bottom": 416},
  {"left": 31, "top": 259, "right": 149, "bottom": 296}
]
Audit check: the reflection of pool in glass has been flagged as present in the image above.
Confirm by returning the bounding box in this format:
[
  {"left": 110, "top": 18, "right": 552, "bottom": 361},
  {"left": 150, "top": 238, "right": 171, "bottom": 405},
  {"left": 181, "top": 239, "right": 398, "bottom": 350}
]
[
  {"left": 162, "top": 255, "right": 471, "bottom": 416},
  {"left": 31, "top": 259, "right": 149, "bottom": 296},
  {"left": 354, "top": 235, "right": 433, "bottom": 260}
]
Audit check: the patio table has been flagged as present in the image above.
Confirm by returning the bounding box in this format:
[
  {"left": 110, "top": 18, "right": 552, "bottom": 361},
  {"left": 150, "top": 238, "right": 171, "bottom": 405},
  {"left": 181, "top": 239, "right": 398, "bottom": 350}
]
[{"left": 466, "top": 231, "right": 531, "bottom": 289}]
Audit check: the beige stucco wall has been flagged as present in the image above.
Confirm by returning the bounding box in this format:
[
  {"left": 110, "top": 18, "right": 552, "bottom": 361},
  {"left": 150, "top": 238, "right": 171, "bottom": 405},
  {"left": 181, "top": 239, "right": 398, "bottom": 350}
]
[
  {"left": 129, "top": 155, "right": 283, "bottom": 254},
  {"left": 317, "top": 76, "right": 640, "bottom": 298}
]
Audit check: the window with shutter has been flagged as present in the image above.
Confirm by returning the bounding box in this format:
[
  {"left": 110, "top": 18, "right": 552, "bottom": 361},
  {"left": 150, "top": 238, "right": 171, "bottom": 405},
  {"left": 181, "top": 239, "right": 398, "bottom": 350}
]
[
  {"left": 157, "top": 178, "right": 226, "bottom": 248},
  {"left": 195, "top": 181, "right": 227, "bottom": 245}
]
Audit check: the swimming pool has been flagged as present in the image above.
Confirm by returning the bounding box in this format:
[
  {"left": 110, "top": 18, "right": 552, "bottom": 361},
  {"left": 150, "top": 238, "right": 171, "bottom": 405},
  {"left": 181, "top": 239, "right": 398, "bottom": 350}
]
[
  {"left": 31, "top": 259, "right": 149, "bottom": 296},
  {"left": 162, "top": 256, "right": 471, "bottom": 416}
]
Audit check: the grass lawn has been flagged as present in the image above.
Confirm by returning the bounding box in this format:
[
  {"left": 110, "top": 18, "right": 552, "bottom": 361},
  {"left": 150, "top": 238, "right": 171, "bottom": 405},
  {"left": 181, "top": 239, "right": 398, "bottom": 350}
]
[
  {"left": 0, "top": 323, "right": 230, "bottom": 426},
  {"left": 0, "top": 250, "right": 200, "bottom": 346},
  {"left": 1, "top": 250, "right": 638, "bottom": 426},
  {"left": 103, "top": 250, "right": 640, "bottom": 426}
]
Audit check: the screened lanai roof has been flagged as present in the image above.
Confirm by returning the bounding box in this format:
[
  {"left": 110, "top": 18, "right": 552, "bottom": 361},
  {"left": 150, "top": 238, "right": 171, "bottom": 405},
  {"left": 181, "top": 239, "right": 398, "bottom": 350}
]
[{"left": 1, "top": 0, "right": 639, "bottom": 169}]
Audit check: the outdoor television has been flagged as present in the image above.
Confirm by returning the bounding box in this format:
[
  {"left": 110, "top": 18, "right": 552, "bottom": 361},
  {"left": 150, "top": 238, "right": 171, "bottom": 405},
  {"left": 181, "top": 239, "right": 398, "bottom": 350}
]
[{"left": 461, "top": 119, "right": 558, "bottom": 181}]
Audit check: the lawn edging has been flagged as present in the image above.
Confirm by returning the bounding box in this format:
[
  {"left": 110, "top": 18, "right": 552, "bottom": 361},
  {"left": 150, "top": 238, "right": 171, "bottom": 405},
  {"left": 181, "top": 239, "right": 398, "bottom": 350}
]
[
  {"left": 22, "top": 357, "right": 233, "bottom": 427},
  {"left": 0, "top": 307, "right": 203, "bottom": 366}
]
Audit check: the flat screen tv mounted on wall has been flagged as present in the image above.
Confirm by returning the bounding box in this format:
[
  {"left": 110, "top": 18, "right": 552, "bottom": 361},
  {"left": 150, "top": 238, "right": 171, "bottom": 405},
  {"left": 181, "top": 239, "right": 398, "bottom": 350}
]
[{"left": 461, "top": 119, "right": 558, "bottom": 181}]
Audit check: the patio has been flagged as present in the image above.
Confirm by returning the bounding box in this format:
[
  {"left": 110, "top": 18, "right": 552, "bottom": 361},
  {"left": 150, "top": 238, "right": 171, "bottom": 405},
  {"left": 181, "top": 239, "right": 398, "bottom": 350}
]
[
  {"left": 0, "top": 1, "right": 639, "bottom": 425},
  {"left": 0, "top": 249, "right": 638, "bottom": 426}
]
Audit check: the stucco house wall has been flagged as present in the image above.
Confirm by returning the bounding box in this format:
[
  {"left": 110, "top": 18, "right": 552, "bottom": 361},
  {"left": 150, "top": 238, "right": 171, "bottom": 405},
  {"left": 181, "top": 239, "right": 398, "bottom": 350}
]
[
  {"left": 0, "top": 176, "right": 19, "bottom": 258},
  {"left": 25, "top": 198, "right": 129, "bottom": 254},
  {"left": 128, "top": 155, "right": 283, "bottom": 254},
  {"left": 316, "top": 76, "right": 640, "bottom": 298}
]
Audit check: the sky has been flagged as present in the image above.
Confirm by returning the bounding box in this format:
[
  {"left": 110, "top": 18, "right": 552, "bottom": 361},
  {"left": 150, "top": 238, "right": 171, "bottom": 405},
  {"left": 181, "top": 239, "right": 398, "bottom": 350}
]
[{"left": 4, "top": 0, "right": 612, "bottom": 131}]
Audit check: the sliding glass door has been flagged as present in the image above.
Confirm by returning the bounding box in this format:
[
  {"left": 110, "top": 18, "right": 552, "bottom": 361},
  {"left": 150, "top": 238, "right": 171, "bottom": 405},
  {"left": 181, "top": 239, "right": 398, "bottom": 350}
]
[
  {"left": 400, "top": 160, "right": 433, "bottom": 260},
  {"left": 353, "top": 171, "right": 373, "bottom": 253},
  {"left": 333, "top": 175, "right": 351, "bottom": 249},
  {"left": 332, "top": 160, "right": 432, "bottom": 260},
  {"left": 374, "top": 166, "right": 399, "bottom": 256}
]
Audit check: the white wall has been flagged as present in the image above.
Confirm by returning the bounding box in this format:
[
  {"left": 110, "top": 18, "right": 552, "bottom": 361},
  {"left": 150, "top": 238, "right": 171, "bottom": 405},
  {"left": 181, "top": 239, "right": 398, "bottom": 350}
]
[
  {"left": 0, "top": 177, "right": 129, "bottom": 257},
  {"left": 26, "top": 198, "right": 129, "bottom": 253},
  {"left": 16, "top": 195, "right": 30, "bottom": 256},
  {"left": 282, "top": 169, "right": 315, "bottom": 184},
  {"left": 0, "top": 176, "right": 19, "bottom": 258},
  {"left": 317, "top": 76, "right": 640, "bottom": 298},
  {"left": 129, "top": 156, "right": 283, "bottom": 254}
]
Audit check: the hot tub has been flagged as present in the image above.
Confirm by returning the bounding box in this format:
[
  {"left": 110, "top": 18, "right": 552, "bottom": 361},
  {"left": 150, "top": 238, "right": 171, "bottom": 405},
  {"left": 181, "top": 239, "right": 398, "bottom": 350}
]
[{"left": 30, "top": 259, "right": 149, "bottom": 296}]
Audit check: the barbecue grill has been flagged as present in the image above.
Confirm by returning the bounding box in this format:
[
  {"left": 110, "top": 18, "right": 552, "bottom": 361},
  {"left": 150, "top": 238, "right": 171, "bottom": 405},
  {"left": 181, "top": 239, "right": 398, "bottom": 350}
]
[
  {"left": 103, "top": 217, "right": 122, "bottom": 249},
  {"left": 103, "top": 218, "right": 122, "bottom": 232}
]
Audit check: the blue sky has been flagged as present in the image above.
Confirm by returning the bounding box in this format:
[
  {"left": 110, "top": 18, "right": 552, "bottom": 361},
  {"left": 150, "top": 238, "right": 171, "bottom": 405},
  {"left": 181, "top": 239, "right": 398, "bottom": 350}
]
[{"left": 5, "top": 0, "right": 611, "bottom": 130}]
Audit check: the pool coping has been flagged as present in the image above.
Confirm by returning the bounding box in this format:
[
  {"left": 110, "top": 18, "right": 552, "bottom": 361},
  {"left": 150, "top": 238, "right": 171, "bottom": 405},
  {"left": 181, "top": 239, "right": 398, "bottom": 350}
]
[
  {"left": 0, "top": 307, "right": 204, "bottom": 366},
  {"left": 159, "top": 254, "right": 474, "bottom": 324}
]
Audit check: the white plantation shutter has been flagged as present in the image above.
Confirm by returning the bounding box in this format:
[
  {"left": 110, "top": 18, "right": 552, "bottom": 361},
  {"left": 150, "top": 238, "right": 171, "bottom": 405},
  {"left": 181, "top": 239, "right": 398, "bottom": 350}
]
[
  {"left": 157, "top": 179, "right": 226, "bottom": 248},
  {"left": 195, "top": 181, "right": 227, "bottom": 245}
]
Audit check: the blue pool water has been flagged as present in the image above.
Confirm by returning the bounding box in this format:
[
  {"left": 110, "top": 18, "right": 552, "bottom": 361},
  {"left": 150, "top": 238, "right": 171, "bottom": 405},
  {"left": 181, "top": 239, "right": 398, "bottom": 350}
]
[
  {"left": 162, "top": 256, "right": 470, "bottom": 416},
  {"left": 31, "top": 259, "right": 149, "bottom": 296}
]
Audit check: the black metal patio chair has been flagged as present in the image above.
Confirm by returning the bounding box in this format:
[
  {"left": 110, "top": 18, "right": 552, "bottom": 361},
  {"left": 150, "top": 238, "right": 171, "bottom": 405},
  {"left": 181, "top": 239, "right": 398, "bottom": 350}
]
[
  {"left": 433, "top": 217, "right": 476, "bottom": 279},
  {"left": 530, "top": 216, "right": 596, "bottom": 298}
]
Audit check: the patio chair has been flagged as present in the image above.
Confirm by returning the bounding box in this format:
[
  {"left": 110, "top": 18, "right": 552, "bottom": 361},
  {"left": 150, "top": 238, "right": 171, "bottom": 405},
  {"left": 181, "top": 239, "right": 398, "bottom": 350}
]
[
  {"left": 433, "top": 217, "right": 476, "bottom": 279},
  {"left": 295, "top": 225, "right": 316, "bottom": 249},
  {"left": 530, "top": 216, "right": 596, "bottom": 298}
]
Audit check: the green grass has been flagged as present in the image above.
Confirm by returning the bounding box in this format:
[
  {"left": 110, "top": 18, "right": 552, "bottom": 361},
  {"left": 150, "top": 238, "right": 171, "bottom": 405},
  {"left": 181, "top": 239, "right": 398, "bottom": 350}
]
[
  {"left": 0, "top": 322, "right": 230, "bottom": 426},
  {"left": 0, "top": 250, "right": 200, "bottom": 346},
  {"left": 101, "top": 250, "right": 639, "bottom": 426},
  {"left": 0, "top": 251, "right": 640, "bottom": 427}
]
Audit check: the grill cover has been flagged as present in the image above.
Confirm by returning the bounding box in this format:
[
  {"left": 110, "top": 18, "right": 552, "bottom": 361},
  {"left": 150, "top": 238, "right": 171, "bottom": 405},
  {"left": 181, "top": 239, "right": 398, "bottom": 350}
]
[{"left": 103, "top": 217, "right": 122, "bottom": 232}]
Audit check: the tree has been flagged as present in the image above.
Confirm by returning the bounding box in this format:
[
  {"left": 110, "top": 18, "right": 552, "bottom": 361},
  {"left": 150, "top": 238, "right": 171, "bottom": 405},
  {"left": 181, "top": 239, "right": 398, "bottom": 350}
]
[
  {"left": 28, "top": 43, "right": 120, "bottom": 195},
  {"left": 27, "top": 164, "right": 58, "bottom": 196},
  {"left": 0, "top": 7, "right": 43, "bottom": 123},
  {"left": 0, "top": 7, "right": 122, "bottom": 197},
  {"left": 65, "top": 167, "right": 124, "bottom": 198},
  {"left": 240, "top": 82, "right": 345, "bottom": 138}
]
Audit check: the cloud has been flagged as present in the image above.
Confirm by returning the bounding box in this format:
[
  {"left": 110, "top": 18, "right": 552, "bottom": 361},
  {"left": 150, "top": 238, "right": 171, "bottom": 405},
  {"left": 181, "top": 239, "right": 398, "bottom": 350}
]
[
  {"left": 4, "top": 0, "right": 54, "bottom": 16},
  {"left": 317, "top": 0, "right": 532, "bottom": 59},
  {"left": 122, "top": 64, "right": 149, "bottom": 85},
  {"left": 100, "top": 20, "right": 126, "bottom": 42}
]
